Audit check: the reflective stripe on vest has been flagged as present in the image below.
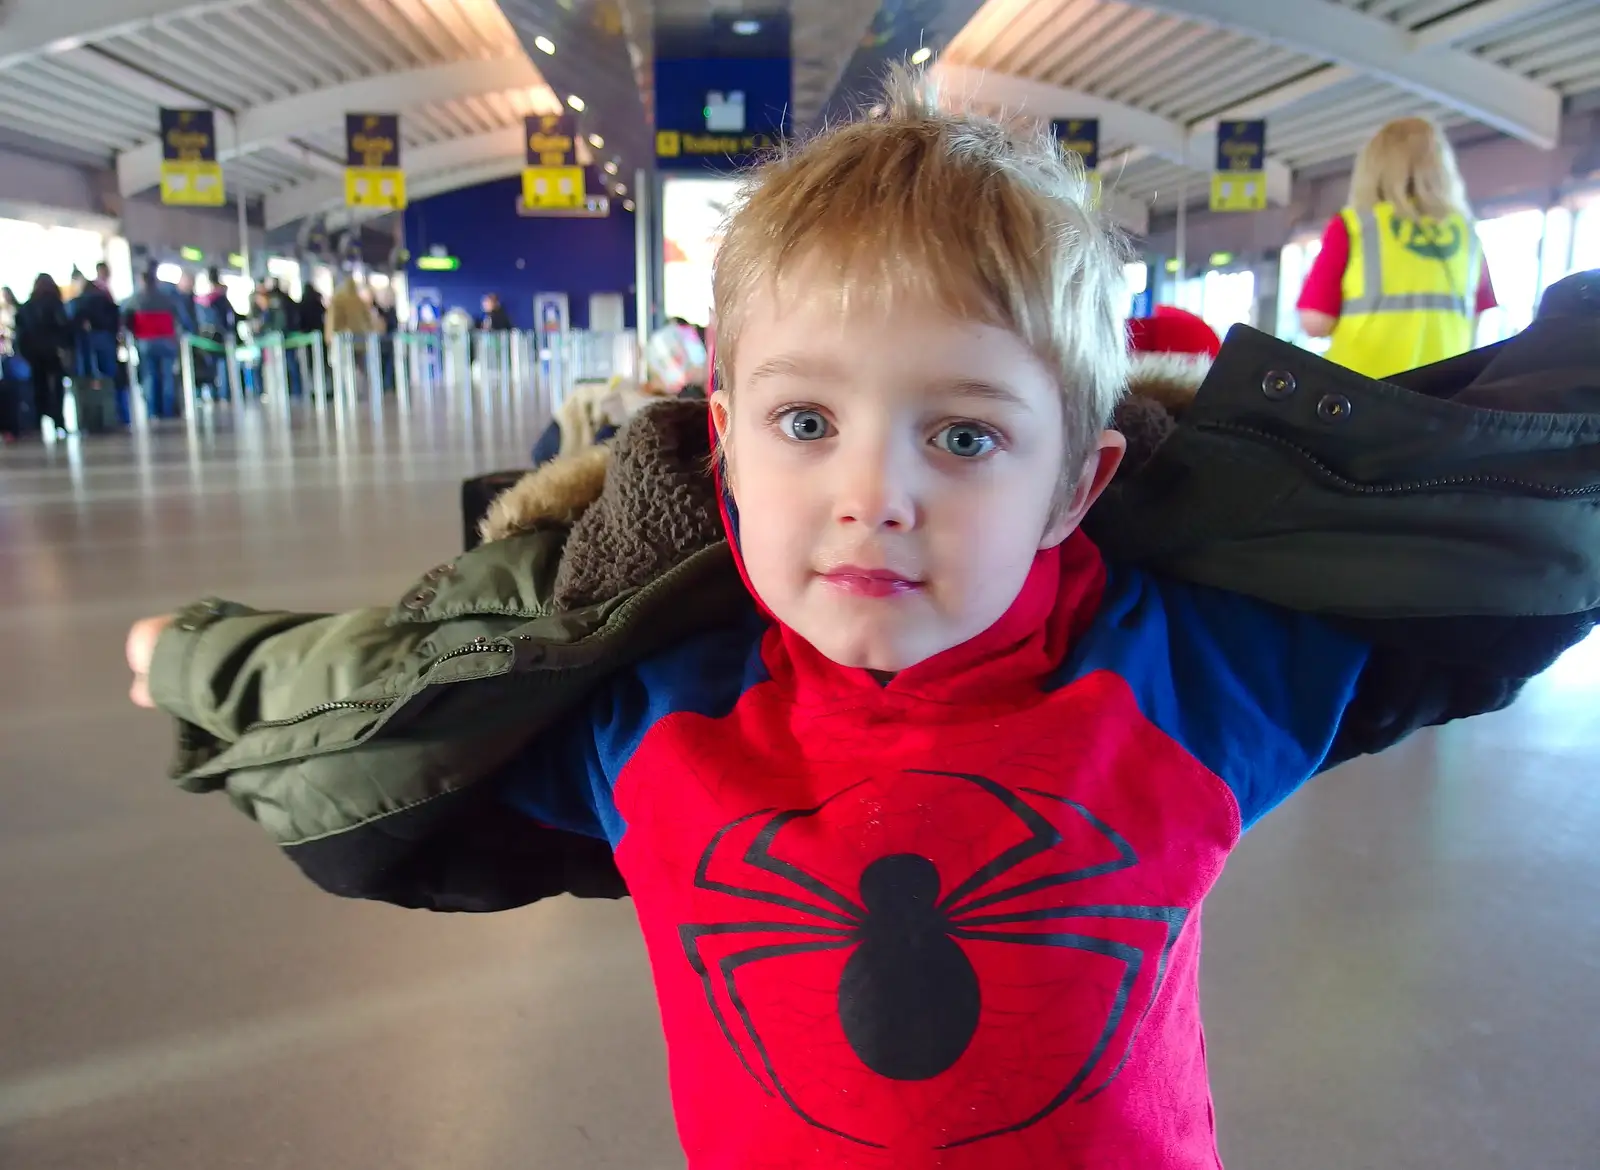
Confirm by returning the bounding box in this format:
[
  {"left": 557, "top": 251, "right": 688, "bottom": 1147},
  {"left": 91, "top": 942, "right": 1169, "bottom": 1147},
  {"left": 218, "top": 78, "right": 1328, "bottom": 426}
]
[
  {"left": 1325, "top": 204, "right": 1478, "bottom": 379},
  {"left": 1342, "top": 208, "right": 1476, "bottom": 318}
]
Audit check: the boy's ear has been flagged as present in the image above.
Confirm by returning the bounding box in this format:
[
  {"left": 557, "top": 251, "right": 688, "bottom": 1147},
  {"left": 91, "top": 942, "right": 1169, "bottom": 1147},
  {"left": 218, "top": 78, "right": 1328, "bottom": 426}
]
[
  {"left": 709, "top": 389, "right": 733, "bottom": 445},
  {"left": 1040, "top": 430, "right": 1126, "bottom": 550},
  {"left": 710, "top": 389, "right": 735, "bottom": 488}
]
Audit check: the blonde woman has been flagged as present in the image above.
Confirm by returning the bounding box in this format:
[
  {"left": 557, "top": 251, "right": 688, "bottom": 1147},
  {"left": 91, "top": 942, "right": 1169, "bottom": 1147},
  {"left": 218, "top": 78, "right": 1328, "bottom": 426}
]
[{"left": 1298, "top": 117, "right": 1495, "bottom": 378}]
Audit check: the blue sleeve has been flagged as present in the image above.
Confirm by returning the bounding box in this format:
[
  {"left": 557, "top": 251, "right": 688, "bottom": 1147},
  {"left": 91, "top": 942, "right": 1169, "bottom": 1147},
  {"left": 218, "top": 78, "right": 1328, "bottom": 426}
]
[
  {"left": 498, "top": 611, "right": 767, "bottom": 847},
  {"left": 1057, "top": 566, "right": 1372, "bottom": 830},
  {"left": 530, "top": 420, "right": 562, "bottom": 467}
]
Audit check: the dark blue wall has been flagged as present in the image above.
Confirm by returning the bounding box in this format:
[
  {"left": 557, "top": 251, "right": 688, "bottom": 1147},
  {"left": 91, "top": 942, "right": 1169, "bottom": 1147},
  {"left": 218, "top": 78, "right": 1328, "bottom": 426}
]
[{"left": 403, "top": 176, "right": 635, "bottom": 330}]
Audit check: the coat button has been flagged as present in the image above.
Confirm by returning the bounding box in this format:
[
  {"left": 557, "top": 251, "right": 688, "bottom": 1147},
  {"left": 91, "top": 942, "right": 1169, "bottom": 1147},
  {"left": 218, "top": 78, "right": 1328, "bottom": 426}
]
[
  {"left": 403, "top": 587, "right": 436, "bottom": 610},
  {"left": 422, "top": 561, "right": 457, "bottom": 583},
  {"left": 1317, "top": 393, "right": 1353, "bottom": 421},
  {"left": 1261, "top": 370, "right": 1297, "bottom": 400}
]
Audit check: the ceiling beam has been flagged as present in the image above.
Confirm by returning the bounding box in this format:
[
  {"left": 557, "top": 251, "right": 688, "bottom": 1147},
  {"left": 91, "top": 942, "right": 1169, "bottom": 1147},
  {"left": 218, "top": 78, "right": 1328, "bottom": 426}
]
[
  {"left": 1410, "top": 0, "right": 1574, "bottom": 52},
  {"left": 264, "top": 125, "right": 526, "bottom": 229},
  {"left": 0, "top": 0, "right": 251, "bottom": 69},
  {"left": 935, "top": 62, "right": 1289, "bottom": 210},
  {"left": 116, "top": 55, "right": 545, "bottom": 195},
  {"left": 1132, "top": 0, "right": 1562, "bottom": 148}
]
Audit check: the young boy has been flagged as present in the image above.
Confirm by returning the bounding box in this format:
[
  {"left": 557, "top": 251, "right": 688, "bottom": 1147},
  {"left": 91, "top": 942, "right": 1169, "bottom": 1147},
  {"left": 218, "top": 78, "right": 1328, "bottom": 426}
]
[{"left": 127, "top": 81, "right": 1599, "bottom": 1169}]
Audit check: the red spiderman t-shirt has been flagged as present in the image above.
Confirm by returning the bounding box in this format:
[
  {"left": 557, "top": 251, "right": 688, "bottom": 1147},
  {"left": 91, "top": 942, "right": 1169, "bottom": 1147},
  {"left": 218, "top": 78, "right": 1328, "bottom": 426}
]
[{"left": 505, "top": 533, "right": 1369, "bottom": 1168}]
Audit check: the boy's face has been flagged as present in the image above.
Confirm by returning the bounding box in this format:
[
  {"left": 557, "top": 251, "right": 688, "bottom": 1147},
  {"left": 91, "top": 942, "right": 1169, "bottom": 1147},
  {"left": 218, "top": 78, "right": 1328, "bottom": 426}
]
[{"left": 715, "top": 277, "right": 1122, "bottom": 673}]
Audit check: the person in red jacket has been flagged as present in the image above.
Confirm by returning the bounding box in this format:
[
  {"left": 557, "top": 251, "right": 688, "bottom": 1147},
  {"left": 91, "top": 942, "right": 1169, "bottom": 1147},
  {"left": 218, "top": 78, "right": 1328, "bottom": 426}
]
[{"left": 124, "top": 268, "right": 183, "bottom": 418}]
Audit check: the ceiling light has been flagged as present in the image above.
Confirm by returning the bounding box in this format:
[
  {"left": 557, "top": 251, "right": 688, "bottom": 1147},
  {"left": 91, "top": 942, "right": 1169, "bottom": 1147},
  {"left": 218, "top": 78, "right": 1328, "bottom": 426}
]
[
  {"left": 588, "top": 133, "right": 604, "bottom": 148},
  {"left": 614, "top": 183, "right": 626, "bottom": 196},
  {"left": 623, "top": 199, "right": 635, "bottom": 212},
  {"left": 910, "top": 46, "right": 933, "bottom": 65},
  {"left": 566, "top": 94, "right": 585, "bottom": 111},
  {"left": 603, "top": 160, "right": 618, "bottom": 174},
  {"left": 731, "top": 19, "right": 761, "bottom": 35},
  {"left": 534, "top": 36, "right": 555, "bottom": 54}
]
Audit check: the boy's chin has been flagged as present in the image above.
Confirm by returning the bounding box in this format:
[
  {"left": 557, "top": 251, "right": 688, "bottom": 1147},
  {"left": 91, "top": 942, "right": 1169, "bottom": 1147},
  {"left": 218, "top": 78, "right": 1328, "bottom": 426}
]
[{"left": 797, "top": 622, "right": 949, "bottom": 676}]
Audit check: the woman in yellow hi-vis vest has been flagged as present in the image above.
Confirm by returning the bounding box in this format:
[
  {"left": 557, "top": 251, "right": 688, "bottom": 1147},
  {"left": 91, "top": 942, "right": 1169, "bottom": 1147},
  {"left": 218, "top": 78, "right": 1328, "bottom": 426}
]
[{"left": 1297, "top": 117, "right": 1496, "bottom": 379}]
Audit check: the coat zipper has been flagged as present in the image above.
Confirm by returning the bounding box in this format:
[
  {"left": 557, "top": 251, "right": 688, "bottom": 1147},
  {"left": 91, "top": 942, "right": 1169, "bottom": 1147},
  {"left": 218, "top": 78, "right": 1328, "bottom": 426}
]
[
  {"left": 246, "top": 638, "right": 511, "bottom": 729},
  {"left": 241, "top": 544, "right": 732, "bottom": 733},
  {"left": 1198, "top": 421, "right": 1600, "bottom": 498}
]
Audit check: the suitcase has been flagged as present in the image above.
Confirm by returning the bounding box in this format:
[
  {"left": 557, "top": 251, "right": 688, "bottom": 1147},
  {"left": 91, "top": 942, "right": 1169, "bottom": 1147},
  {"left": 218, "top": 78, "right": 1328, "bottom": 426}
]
[
  {"left": 1, "top": 357, "right": 35, "bottom": 437},
  {"left": 460, "top": 469, "right": 526, "bottom": 552},
  {"left": 68, "top": 376, "right": 120, "bottom": 434}
]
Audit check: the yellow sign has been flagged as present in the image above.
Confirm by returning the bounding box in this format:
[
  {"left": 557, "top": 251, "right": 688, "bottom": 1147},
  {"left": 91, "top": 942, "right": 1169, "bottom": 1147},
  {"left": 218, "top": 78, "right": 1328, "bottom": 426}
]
[
  {"left": 522, "top": 165, "right": 585, "bottom": 209},
  {"left": 1210, "top": 172, "right": 1267, "bottom": 212},
  {"left": 160, "top": 160, "right": 226, "bottom": 207},
  {"left": 656, "top": 129, "right": 774, "bottom": 159},
  {"left": 345, "top": 167, "right": 407, "bottom": 210}
]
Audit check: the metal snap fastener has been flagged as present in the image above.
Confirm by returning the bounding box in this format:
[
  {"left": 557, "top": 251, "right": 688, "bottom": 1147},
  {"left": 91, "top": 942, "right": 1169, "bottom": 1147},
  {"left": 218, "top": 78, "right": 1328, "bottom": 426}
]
[
  {"left": 1261, "top": 370, "right": 1297, "bottom": 400},
  {"left": 403, "top": 587, "right": 436, "bottom": 610},
  {"left": 1317, "top": 393, "right": 1353, "bottom": 421},
  {"left": 423, "top": 561, "right": 457, "bottom": 583}
]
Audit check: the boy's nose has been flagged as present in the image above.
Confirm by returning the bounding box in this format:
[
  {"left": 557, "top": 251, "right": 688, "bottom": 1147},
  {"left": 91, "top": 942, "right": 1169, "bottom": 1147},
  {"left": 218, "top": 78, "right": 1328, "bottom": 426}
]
[{"left": 834, "top": 445, "right": 916, "bottom": 530}]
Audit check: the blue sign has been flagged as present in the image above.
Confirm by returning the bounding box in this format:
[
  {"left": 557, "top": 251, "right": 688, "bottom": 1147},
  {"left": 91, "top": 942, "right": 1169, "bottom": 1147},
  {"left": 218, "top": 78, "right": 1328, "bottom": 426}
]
[
  {"left": 1050, "top": 119, "right": 1099, "bottom": 171},
  {"left": 654, "top": 14, "right": 791, "bottom": 173},
  {"left": 1214, "top": 120, "right": 1266, "bottom": 173}
]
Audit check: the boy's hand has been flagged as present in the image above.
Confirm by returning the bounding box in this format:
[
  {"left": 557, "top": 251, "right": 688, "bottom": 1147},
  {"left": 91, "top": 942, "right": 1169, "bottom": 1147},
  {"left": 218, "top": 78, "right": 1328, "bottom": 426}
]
[{"left": 126, "top": 615, "right": 174, "bottom": 708}]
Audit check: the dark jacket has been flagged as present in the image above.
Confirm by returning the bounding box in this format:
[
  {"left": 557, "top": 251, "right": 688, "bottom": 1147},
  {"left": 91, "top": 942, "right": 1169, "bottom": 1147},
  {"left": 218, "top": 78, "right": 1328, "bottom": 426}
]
[
  {"left": 15, "top": 294, "right": 72, "bottom": 361},
  {"left": 70, "top": 284, "right": 121, "bottom": 335},
  {"left": 145, "top": 273, "right": 1600, "bottom": 912},
  {"left": 480, "top": 304, "right": 513, "bottom": 331}
]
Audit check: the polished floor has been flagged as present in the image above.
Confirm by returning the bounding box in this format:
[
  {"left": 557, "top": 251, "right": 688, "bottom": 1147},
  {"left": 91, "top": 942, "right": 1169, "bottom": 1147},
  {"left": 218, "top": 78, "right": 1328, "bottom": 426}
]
[{"left": 2, "top": 388, "right": 1597, "bottom": 1170}]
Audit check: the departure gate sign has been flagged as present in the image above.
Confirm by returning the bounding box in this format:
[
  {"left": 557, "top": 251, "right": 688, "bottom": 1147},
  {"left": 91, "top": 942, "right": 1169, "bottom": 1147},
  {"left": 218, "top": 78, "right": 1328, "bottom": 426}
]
[
  {"left": 159, "top": 109, "right": 224, "bottom": 207},
  {"left": 345, "top": 113, "right": 406, "bottom": 211},
  {"left": 522, "top": 113, "right": 584, "bottom": 209},
  {"left": 1211, "top": 119, "right": 1267, "bottom": 212}
]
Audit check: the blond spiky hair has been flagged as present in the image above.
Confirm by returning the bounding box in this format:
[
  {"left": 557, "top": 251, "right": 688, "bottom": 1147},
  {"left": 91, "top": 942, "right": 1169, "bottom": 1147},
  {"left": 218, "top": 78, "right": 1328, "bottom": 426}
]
[{"left": 711, "top": 67, "right": 1131, "bottom": 474}]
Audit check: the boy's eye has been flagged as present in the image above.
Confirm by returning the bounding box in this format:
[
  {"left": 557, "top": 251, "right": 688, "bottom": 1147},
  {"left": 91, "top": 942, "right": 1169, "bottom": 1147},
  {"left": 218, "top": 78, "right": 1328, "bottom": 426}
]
[
  {"left": 935, "top": 423, "right": 998, "bottom": 458},
  {"left": 779, "top": 409, "right": 832, "bottom": 441}
]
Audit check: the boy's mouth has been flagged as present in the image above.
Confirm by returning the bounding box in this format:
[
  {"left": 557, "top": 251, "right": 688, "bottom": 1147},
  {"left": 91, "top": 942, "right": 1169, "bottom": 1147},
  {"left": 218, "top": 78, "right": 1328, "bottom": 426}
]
[{"left": 818, "top": 566, "right": 924, "bottom": 598}]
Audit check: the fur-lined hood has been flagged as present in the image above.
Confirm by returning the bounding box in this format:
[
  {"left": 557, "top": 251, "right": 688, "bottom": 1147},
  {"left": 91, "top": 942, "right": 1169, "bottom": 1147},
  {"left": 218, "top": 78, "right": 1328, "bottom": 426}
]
[{"left": 479, "top": 354, "right": 1210, "bottom": 573}]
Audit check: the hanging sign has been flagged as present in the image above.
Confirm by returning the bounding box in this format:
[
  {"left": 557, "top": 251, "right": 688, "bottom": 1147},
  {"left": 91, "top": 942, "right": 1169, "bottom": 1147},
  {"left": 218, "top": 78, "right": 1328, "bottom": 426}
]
[
  {"left": 345, "top": 113, "right": 406, "bottom": 210},
  {"left": 654, "top": 13, "right": 791, "bottom": 172},
  {"left": 1210, "top": 119, "right": 1267, "bottom": 212},
  {"left": 1050, "top": 119, "right": 1100, "bottom": 172},
  {"left": 159, "top": 109, "right": 225, "bottom": 206},
  {"left": 521, "top": 113, "right": 585, "bottom": 209}
]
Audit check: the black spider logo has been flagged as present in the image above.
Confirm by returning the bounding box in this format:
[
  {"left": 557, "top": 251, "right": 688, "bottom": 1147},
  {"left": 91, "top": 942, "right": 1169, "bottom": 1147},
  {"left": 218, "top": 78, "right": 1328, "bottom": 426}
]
[{"left": 679, "top": 769, "right": 1190, "bottom": 1150}]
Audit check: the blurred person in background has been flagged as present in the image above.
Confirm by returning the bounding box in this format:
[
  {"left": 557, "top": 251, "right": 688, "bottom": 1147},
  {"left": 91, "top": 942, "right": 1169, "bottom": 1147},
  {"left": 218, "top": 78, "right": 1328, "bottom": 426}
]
[
  {"left": 194, "top": 267, "right": 239, "bottom": 398},
  {"left": 69, "top": 265, "right": 122, "bottom": 384},
  {"left": 479, "top": 292, "right": 512, "bottom": 331},
  {"left": 298, "top": 284, "right": 327, "bottom": 338},
  {"left": 1, "top": 286, "right": 19, "bottom": 356},
  {"left": 327, "top": 276, "right": 377, "bottom": 339},
  {"left": 173, "top": 271, "right": 199, "bottom": 335},
  {"left": 1298, "top": 117, "right": 1494, "bottom": 378},
  {"left": 124, "top": 268, "right": 183, "bottom": 419},
  {"left": 15, "top": 274, "right": 73, "bottom": 435},
  {"left": 374, "top": 287, "right": 399, "bottom": 390}
]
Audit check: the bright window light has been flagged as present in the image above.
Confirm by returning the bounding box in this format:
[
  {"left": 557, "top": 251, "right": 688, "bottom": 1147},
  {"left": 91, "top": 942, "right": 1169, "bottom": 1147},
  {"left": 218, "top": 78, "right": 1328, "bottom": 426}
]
[
  {"left": 731, "top": 19, "right": 761, "bottom": 35},
  {"left": 566, "top": 94, "right": 585, "bottom": 111},
  {"left": 155, "top": 262, "right": 184, "bottom": 284},
  {"left": 534, "top": 36, "right": 554, "bottom": 54}
]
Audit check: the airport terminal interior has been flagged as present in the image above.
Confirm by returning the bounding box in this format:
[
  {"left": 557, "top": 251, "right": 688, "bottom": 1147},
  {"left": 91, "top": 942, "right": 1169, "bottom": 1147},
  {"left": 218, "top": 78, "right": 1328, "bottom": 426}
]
[{"left": 2, "top": 1, "right": 1599, "bottom": 1168}]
